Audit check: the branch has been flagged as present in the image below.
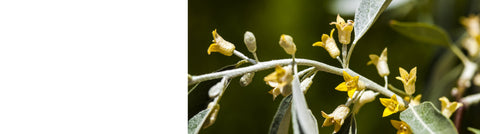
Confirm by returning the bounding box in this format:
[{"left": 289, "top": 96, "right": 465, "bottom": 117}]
[{"left": 189, "top": 58, "right": 403, "bottom": 102}]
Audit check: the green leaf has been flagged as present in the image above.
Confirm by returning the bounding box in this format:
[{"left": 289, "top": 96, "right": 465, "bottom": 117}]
[
  {"left": 390, "top": 20, "right": 451, "bottom": 46},
  {"left": 468, "top": 127, "right": 480, "bottom": 134},
  {"left": 291, "top": 75, "right": 319, "bottom": 134},
  {"left": 269, "top": 95, "right": 292, "bottom": 134},
  {"left": 188, "top": 108, "right": 212, "bottom": 134},
  {"left": 334, "top": 114, "right": 357, "bottom": 134},
  {"left": 353, "top": 0, "right": 392, "bottom": 45},
  {"left": 399, "top": 102, "right": 458, "bottom": 134}
]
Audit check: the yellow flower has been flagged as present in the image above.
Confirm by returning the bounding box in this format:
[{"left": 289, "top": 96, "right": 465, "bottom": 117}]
[
  {"left": 313, "top": 29, "right": 340, "bottom": 58},
  {"left": 330, "top": 14, "right": 354, "bottom": 45},
  {"left": 264, "top": 65, "right": 293, "bottom": 100},
  {"left": 460, "top": 14, "right": 480, "bottom": 37},
  {"left": 367, "top": 48, "right": 390, "bottom": 77},
  {"left": 335, "top": 71, "right": 364, "bottom": 98},
  {"left": 396, "top": 67, "right": 417, "bottom": 95},
  {"left": 390, "top": 120, "right": 412, "bottom": 134},
  {"left": 380, "top": 94, "right": 405, "bottom": 117},
  {"left": 439, "top": 96, "right": 463, "bottom": 118},
  {"left": 207, "top": 29, "right": 236, "bottom": 56},
  {"left": 279, "top": 34, "right": 297, "bottom": 55},
  {"left": 321, "top": 105, "right": 350, "bottom": 133}
]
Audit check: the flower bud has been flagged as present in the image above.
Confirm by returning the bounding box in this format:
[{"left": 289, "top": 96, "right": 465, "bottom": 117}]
[
  {"left": 460, "top": 14, "right": 480, "bottom": 37},
  {"left": 208, "top": 29, "right": 236, "bottom": 56},
  {"left": 208, "top": 79, "right": 225, "bottom": 99},
  {"left": 203, "top": 103, "right": 220, "bottom": 128},
  {"left": 279, "top": 34, "right": 297, "bottom": 55},
  {"left": 330, "top": 14, "right": 354, "bottom": 45},
  {"left": 462, "top": 36, "right": 479, "bottom": 57},
  {"left": 239, "top": 72, "right": 255, "bottom": 87},
  {"left": 244, "top": 31, "right": 257, "bottom": 53},
  {"left": 321, "top": 104, "right": 350, "bottom": 133},
  {"left": 301, "top": 76, "right": 314, "bottom": 94},
  {"left": 367, "top": 48, "right": 390, "bottom": 77},
  {"left": 353, "top": 90, "right": 379, "bottom": 113},
  {"left": 313, "top": 29, "right": 340, "bottom": 58}
]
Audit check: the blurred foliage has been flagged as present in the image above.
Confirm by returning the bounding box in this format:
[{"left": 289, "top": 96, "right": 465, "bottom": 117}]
[{"left": 188, "top": 0, "right": 480, "bottom": 133}]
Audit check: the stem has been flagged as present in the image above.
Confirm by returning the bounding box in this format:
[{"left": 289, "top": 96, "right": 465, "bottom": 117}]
[
  {"left": 461, "top": 93, "right": 480, "bottom": 107},
  {"left": 384, "top": 76, "right": 388, "bottom": 89},
  {"left": 252, "top": 52, "right": 260, "bottom": 62},
  {"left": 342, "top": 43, "right": 348, "bottom": 68},
  {"left": 336, "top": 56, "right": 344, "bottom": 68},
  {"left": 189, "top": 58, "right": 404, "bottom": 102},
  {"left": 388, "top": 84, "right": 409, "bottom": 97},
  {"left": 449, "top": 45, "right": 469, "bottom": 65},
  {"left": 233, "top": 50, "right": 257, "bottom": 64},
  {"left": 345, "top": 42, "right": 357, "bottom": 68}
]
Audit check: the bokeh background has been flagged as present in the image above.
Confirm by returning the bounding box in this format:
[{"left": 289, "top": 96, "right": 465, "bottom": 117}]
[{"left": 188, "top": 0, "right": 480, "bottom": 133}]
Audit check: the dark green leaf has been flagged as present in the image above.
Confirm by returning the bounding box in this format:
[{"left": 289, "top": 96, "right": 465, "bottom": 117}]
[
  {"left": 390, "top": 20, "right": 451, "bottom": 46},
  {"left": 291, "top": 75, "right": 319, "bottom": 134},
  {"left": 188, "top": 109, "right": 212, "bottom": 134},
  {"left": 353, "top": 0, "right": 392, "bottom": 45},
  {"left": 269, "top": 95, "right": 292, "bottom": 134},
  {"left": 400, "top": 102, "right": 458, "bottom": 134}
]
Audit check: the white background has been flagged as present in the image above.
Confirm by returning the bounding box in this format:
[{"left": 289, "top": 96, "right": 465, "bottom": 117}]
[{"left": 0, "top": 0, "right": 186, "bottom": 133}]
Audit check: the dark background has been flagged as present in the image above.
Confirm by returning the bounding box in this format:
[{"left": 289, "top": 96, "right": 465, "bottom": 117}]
[{"left": 188, "top": 0, "right": 480, "bottom": 133}]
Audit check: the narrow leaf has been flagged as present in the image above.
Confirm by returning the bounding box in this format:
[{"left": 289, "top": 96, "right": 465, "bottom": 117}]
[
  {"left": 188, "top": 109, "right": 212, "bottom": 134},
  {"left": 269, "top": 95, "right": 293, "bottom": 134},
  {"left": 390, "top": 20, "right": 451, "bottom": 46},
  {"left": 291, "top": 75, "right": 319, "bottom": 134},
  {"left": 399, "top": 102, "right": 458, "bottom": 134},
  {"left": 468, "top": 127, "right": 480, "bottom": 134},
  {"left": 353, "top": 0, "right": 392, "bottom": 45}
]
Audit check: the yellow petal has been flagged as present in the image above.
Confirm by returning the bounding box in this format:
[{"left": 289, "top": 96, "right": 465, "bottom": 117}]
[
  {"left": 321, "top": 34, "right": 329, "bottom": 43},
  {"left": 207, "top": 43, "right": 219, "bottom": 55},
  {"left": 380, "top": 98, "right": 393, "bottom": 107},
  {"left": 312, "top": 41, "right": 324, "bottom": 47},
  {"left": 334, "top": 123, "right": 342, "bottom": 133},
  {"left": 409, "top": 67, "right": 417, "bottom": 79},
  {"left": 329, "top": 28, "right": 335, "bottom": 37},
  {"left": 368, "top": 54, "right": 379, "bottom": 65},
  {"left": 439, "top": 96, "right": 449, "bottom": 110},
  {"left": 335, "top": 82, "right": 348, "bottom": 91},
  {"left": 399, "top": 67, "right": 408, "bottom": 79},
  {"left": 390, "top": 120, "right": 402, "bottom": 130},
  {"left": 347, "top": 88, "right": 356, "bottom": 98},
  {"left": 321, "top": 111, "right": 333, "bottom": 127},
  {"left": 383, "top": 107, "right": 396, "bottom": 117},
  {"left": 343, "top": 71, "right": 352, "bottom": 81}
]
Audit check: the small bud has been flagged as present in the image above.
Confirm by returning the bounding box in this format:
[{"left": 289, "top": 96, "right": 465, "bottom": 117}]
[
  {"left": 462, "top": 36, "right": 479, "bottom": 57},
  {"left": 301, "top": 76, "right": 314, "bottom": 94},
  {"left": 321, "top": 105, "right": 350, "bottom": 133},
  {"left": 203, "top": 103, "right": 220, "bottom": 128},
  {"left": 353, "top": 90, "right": 379, "bottom": 113},
  {"left": 208, "top": 29, "right": 236, "bottom": 56},
  {"left": 279, "top": 34, "right": 297, "bottom": 55},
  {"left": 239, "top": 72, "right": 255, "bottom": 87},
  {"left": 439, "top": 96, "right": 462, "bottom": 118},
  {"left": 330, "top": 14, "right": 354, "bottom": 45},
  {"left": 208, "top": 80, "right": 225, "bottom": 98},
  {"left": 313, "top": 29, "right": 340, "bottom": 58},
  {"left": 474, "top": 73, "right": 480, "bottom": 86},
  {"left": 244, "top": 31, "right": 257, "bottom": 53},
  {"left": 367, "top": 48, "right": 390, "bottom": 77},
  {"left": 357, "top": 80, "right": 366, "bottom": 91}
]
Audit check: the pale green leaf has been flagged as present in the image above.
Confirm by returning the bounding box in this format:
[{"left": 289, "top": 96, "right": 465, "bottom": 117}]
[
  {"left": 353, "top": 0, "right": 392, "bottom": 45},
  {"left": 291, "top": 75, "right": 319, "bottom": 134},
  {"left": 390, "top": 20, "right": 451, "bottom": 46},
  {"left": 269, "top": 95, "right": 292, "bottom": 134},
  {"left": 188, "top": 108, "right": 212, "bottom": 134},
  {"left": 468, "top": 127, "right": 480, "bottom": 134},
  {"left": 399, "top": 102, "right": 457, "bottom": 134}
]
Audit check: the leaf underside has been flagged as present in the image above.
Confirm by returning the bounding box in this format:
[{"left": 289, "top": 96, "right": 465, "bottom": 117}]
[
  {"left": 353, "top": 0, "right": 392, "bottom": 45},
  {"left": 399, "top": 102, "right": 457, "bottom": 134},
  {"left": 188, "top": 109, "right": 212, "bottom": 134},
  {"left": 291, "top": 75, "right": 319, "bottom": 134}
]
